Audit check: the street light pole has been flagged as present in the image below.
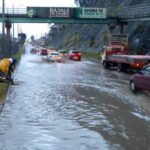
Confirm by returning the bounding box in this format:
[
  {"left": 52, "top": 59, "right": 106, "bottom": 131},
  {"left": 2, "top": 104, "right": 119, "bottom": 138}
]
[
  {"left": 12, "top": 4, "right": 14, "bottom": 38},
  {"left": 2, "top": 0, "right": 5, "bottom": 57}
]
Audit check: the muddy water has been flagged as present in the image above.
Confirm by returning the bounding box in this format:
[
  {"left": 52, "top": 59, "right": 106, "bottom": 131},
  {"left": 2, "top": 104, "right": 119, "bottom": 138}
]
[{"left": 0, "top": 45, "right": 150, "bottom": 150}]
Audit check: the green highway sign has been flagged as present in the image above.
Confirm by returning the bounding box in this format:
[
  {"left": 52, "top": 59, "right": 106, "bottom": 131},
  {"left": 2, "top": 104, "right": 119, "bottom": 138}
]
[
  {"left": 27, "top": 7, "right": 73, "bottom": 18},
  {"left": 26, "top": 7, "right": 107, "bottom": 19},
  {"left": 49, "top": 7, "right": 73, "bottom": 18},
  {"left": 75, "top": 8, "right": 107, "bottom": 19}
]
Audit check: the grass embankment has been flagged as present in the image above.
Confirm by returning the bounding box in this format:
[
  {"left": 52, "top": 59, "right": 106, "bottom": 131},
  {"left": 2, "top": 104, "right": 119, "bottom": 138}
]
[
  {"left": 0, "top": 83, "right": 9, "bottom": 103},
  {"left": 82, "top": 51, "right": 100, "bottom": 61},
  {"left": 0, "top": 46, "right": 24, "bottom": 103}
]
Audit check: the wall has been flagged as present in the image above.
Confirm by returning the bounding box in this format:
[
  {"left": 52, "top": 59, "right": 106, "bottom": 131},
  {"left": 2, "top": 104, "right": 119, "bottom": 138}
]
[{"left": 48, "top": 0, "right": 150, "bottom": 54}]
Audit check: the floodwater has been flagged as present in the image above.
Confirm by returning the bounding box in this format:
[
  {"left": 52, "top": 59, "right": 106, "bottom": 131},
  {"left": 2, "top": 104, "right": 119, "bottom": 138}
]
[{"left": 0, "top": 45, "right": 150, "bottom": 150}]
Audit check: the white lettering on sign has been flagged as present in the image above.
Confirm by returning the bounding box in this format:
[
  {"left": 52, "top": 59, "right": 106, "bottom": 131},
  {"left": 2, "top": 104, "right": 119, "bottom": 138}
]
[
  {"left": 78, "top": 8, "right": 106, "bottom": 18},
  {"left": 109, "top": 34, "right": 128, "bottom": 46},
  {"left": 49, "top": 8, "right": 70, "bottom": 18}
]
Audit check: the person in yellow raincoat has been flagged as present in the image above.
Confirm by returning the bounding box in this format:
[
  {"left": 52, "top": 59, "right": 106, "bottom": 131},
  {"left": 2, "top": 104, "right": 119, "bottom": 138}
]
[{"left": 0, "top": 58, "right": 17, "bottom": 84}]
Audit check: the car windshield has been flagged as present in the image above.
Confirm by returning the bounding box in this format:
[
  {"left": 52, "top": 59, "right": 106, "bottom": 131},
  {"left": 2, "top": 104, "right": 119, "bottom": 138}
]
[
  {"left": 71, "top": 51, "right": 80, "bottom": 53},
  {"left": 142, "top": 65, "right": 150, "bottom": 74},
  {"left": 50, "top": 52, "right": 59, "bottom": 55}
]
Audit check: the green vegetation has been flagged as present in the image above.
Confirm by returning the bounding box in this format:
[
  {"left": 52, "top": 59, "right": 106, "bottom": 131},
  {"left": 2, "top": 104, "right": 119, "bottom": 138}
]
[
  {"left": 82, "top": 51, "right": 99, "bottom": 60},
  {"left": 64, "top": 33, "right": 80, "bottom": 48},
  {"left": 88, "top": 36, "right": 96, "bottom": 47},
  {"left": 14, "top": 45, "right": 25, "bottom": 61},
  {"left": 134, "top": 23, "right": 142, "bottom": 33},
  {"left": 0, "top": 82, "right": 9, "bottom": 103},
  {"left": 109, "top": 0, "right": 115, "bottom": 4},
  {"left": 100, "top": 31, "right": 109, "bottom": 45}
]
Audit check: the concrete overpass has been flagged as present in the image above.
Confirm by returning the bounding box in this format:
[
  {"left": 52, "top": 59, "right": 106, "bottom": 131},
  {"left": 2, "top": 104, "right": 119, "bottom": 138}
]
[
  {"left": 0, "top": 4, "right": 150, "bottom": 35},
  {"left": 1, "top": 3, "right": 150, "bottom": 23},
  {"left": 0, "top": 7, "right": 121, "bottom": 24}
]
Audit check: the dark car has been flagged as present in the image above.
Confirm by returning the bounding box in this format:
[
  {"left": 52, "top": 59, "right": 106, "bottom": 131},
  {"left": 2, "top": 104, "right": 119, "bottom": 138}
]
[
  {"left": 40, "top": 49, "right": 48, "bottom": 55},
  {"left": 68, "top": 50, "right": 81, "bottom": 61},
  {"left": 130, "top": 64, "right": 150, "bottom": 93}
]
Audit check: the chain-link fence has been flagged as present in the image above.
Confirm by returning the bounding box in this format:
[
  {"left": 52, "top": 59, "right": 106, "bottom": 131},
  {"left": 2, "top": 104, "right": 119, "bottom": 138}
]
[{"left": 0, "top": 35, "right": 19, "bottom": 58}]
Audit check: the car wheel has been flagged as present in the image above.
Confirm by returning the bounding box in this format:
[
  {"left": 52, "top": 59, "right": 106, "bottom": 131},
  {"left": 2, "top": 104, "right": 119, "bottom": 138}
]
[
  {"left": 130, "top": 80, "right": 137, "bottom": 93},
  {"left": 103, "top": 61, "right": 109, "bottom": 69}
]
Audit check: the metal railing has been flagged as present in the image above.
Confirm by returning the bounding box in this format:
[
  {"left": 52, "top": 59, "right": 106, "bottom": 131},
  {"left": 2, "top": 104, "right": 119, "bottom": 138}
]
[{"left": 0, "top": 8, "right": 26, "bottom": 15}]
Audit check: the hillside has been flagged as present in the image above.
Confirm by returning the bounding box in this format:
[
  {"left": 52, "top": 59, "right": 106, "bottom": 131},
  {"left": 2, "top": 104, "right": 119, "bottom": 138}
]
[{"left": 47, "top": 0, "right": 150, "bottom": 54}]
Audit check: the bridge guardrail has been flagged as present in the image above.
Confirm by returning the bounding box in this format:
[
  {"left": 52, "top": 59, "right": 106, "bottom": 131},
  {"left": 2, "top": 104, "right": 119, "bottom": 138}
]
[{"left": 0, "top": 8, "right": 26, "bottom": 15}]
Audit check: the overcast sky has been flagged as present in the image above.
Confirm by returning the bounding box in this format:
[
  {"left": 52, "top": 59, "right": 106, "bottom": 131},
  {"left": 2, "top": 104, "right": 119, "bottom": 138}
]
[
  {"left": 5, "top": 0, "right": 76, "bottom": 7},
  {"left": 0, "top": 0, "right": 76, "bottom": 39}
]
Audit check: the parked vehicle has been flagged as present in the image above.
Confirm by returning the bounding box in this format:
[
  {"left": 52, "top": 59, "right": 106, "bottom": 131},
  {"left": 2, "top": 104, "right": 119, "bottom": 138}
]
[
  {"left": 101, "top": 45, "right": 150, "bottom": 72},
  {"left": 68, "top": 50, "right": 81, "bottom": 61},
  {"left": 130, "top": 64, "right": 150, "bottom": 93},
  {"left": 45, "top": 51, "right": 62, "bottom": 62}
]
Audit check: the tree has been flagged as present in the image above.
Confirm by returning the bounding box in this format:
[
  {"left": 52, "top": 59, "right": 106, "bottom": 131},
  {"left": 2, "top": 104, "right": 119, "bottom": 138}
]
[
  {"left": 89, "top": 36, "right": 95, "bottom": 47},
  {"left": 31, "top": 35, "right": 35, "bottom": 43}
]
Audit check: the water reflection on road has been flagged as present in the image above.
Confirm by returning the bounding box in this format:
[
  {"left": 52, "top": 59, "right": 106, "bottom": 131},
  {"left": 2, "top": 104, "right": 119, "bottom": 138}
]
[{"left": 0, "top": 46, "right": 150, "bottom": 150}]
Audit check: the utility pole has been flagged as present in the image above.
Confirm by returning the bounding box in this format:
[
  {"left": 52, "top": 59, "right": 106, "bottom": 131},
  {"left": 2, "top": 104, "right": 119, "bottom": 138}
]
[
  {"left": 12, "top": 4, "right": 15, "bottom": 38},
  {"left": 2, "top": 0, "right": 5, "bottom": 57}
]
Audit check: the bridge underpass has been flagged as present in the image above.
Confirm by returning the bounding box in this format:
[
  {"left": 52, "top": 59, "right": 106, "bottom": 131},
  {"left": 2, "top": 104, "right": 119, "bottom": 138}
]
[
  {"left": 0, "top": 3, "right": 150, "bottom": 34},
  {"left": 0, "top": 7, "right": 121, "bottom": 24},
  {"left": 1, "top": 3, "right": 150, "bottom": 23},
  {"left": 0, "top": 7, "right": 127, "bottom": 44},
  {"left": 0, "top": 7, "right": 125, "bottom": 57},
  {"left": 0, "top": 4, "right": 150, "bottom": 57},
  {"left": 0, "top": 16, "right": 121, "bottom": 24}
]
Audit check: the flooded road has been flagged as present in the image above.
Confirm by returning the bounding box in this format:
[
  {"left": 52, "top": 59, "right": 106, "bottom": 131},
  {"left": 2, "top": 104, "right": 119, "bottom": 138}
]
[{"left": 0, "top": 45, "right": 150, "bottom": 150}]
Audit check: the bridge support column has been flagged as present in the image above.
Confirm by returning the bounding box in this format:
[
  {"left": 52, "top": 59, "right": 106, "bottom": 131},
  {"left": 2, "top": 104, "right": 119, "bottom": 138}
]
[
  {"left": 108, "top": 23, "right": 126, "bottom": 34},
  {"left": 118, "top": 21, "right": 128, "bottom": 34},
  {"left": 5, "top": 20, "right": 12, "bottom": 57},
  {"left": 119, "top": 24, "right": 124, "bottom": 34},
  {"left": 108, "top": 23, "right": 116, "bottom": 34}
]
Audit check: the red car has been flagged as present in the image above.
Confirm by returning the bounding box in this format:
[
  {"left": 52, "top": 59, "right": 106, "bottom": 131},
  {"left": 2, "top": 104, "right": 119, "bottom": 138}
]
[
  {"left": 68, "top": 50, "right": 81, "bottom": 61},
  {"left": 130, "top": 64, "right": 150, "bottom": 93},
  {"left": 40, "top": 49, "right": 48, "bottom": 55}
]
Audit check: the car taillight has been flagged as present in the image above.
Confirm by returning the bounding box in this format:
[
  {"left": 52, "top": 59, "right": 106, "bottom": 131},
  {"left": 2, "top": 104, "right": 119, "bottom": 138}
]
[
  {"left": 132, "top": 62, "right": 143, "bottom": 68},
  {"left": 136, "top": 63, "right": 140, "bottom": 67}
]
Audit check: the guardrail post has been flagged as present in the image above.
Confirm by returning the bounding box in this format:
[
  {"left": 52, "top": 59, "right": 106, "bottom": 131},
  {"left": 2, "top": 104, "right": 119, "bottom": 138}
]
[{"left": 119, "top": 24, "right": 124, "bottom": 34}]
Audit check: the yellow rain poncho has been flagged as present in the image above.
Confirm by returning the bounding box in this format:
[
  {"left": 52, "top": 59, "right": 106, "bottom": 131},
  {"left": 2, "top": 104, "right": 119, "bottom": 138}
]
[{"left": 0, "top": 58, "right": 11, "bottom": 75}]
